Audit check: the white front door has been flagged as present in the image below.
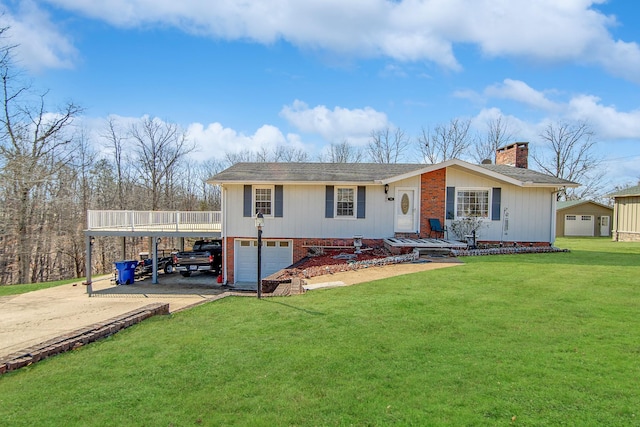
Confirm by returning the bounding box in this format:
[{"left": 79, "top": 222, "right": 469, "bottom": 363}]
[
  {"left": 395, "top": 188, "right": 417, "bottom": 233},
  {"left": 600, "top": 216, "right": 610, "bottom": 236}
]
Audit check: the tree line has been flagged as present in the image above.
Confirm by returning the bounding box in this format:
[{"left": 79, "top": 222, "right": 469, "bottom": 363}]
[{"left": 0, "top": 31, "right": 605, "bottom": 285}]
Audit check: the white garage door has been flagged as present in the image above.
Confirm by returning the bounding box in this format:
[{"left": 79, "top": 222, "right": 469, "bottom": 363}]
[
  {"left": 564, "top": 215, "right": 594, "bottom": 236},
  {"left": 235, "top": 239, "right": 293, "bottom": 283}
]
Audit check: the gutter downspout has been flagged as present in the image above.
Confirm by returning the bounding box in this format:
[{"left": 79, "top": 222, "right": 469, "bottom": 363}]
[
  {"left": 550, "top": 190, "right": 559, "bottom": 244},
  {"left": 613, "top": 197, "right": 619, "bottom": 241}
]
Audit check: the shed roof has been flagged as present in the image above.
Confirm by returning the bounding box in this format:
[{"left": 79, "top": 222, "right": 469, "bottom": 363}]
[
  {"left": 556, "top": 200, "right": 613, "bottom": 211},
  {"left": 607, "top": 185, "right": 640, "bottom": 198}
]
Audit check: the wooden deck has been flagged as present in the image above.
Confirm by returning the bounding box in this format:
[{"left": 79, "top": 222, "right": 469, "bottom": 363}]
[
  {"left": 85, "top": 210, "right": 221, "bottom": 237},
  {"left": 383, "top": 237, "right": 468, "bottom": 249}
]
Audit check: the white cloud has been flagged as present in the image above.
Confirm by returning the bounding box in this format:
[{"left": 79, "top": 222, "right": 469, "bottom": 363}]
[
  {"left": 566, "top": 95, "right": 640, "bottom": 140},
  {"left": 280, "top": 100, "right": 388, "bottom": 145},
  {"left": 484, "top": 79, "right": 560, "bottom": 112},
  {"left": 481, "top": 79, "right": 640, "bottom": 140},
  {"left": 186, "top": 121, "right": 306, "bottom": 160},
  {"left": 4, "top": 0, "right": 631, "bottom": 81},
  {"left": 0, "top": 1, "right": 78, "bottom": 71}
]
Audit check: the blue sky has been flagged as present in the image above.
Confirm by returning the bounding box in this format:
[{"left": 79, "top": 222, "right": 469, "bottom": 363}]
[{"left": 1, "top": 0, "right": 639, "bottom": 190}]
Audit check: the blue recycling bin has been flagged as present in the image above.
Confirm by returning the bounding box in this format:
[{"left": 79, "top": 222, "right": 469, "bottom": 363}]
[{"left": 114, "top": 260, "right": 138, "bottom": 285}]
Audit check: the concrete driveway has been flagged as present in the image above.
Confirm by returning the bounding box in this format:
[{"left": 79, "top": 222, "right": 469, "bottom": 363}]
[{"left": 0, "top": 273, "right": 234, "bottom": 357}]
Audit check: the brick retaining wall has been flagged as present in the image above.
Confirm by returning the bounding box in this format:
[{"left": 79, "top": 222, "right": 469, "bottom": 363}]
[{"left": 0, "top": 302, "right": 169, "bottom": 375}]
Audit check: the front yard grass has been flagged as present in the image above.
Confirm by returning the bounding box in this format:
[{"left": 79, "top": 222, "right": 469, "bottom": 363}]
[
  {"left": 0, "top": 277, "right": 82, "bottom": 296},
  {"left": 1, "top": 237, "right": 638, "bottom": 425}
]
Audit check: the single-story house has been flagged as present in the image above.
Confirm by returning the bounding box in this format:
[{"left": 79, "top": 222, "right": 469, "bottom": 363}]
[
  {"left": 209, "top": 143, "right": 578, "bottom": 284},
  {"left": 555, "top": 200, "right": 613, "bottom": 237},
  {"left": 608, "top": 184, "right": 640, "bottom": 242}
]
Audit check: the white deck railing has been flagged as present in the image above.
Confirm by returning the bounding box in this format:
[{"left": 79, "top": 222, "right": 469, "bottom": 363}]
[{"left": 87, "top": 210, "right": 222, "bottom": 232}]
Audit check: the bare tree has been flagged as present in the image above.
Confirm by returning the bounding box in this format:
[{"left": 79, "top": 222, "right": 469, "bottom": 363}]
[
  {"left": 274, "top": 145, "right": 309, "bottom": 162},
  {"left": 417, "top": 118, "right": 472, "bottom": 164},
  {"left": 225, "top": 149, "right": 257, "bottom": 165},
  {"left": 129, "top": 116, "right": 195, "bottom": 210},
  {"left": 319, "top": 140, "right": 364, "bottom": 163},
  {"left": 473, "top": 115, "right": 517, "bottom": 164},
  {"left": 102, "top": 117, "right": 132, "bottom": 209},
  {"left": 0, "top": 67, "right": 82, "bottom": 283},
  {"left": 531, "top": 121, "right": 604, "bottom": 200},
  {"left": 367, "top": 127, "right": 409, "bottom": 163}
]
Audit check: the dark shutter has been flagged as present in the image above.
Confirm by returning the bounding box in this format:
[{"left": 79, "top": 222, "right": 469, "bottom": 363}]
[
  {"left": 446, "top": 186, "right": 455, "bottom": 220},
  {"left": 492, "top": 188, "right": 501, "bottom": 221},
  {"left": 243, "top": 185, "right": 252, "bottom": 217},
  {"left": 325, "top": 186, "right": 334, "bottom": 218},
  {"left": 357, "top": 186, "right": 366, "bottom": 218},
  {"left": 274, "top": 185, "right": 283, "bottom": 218}
]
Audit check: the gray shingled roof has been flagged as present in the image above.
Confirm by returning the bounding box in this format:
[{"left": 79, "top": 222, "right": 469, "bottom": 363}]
[
  {"left": 608, "top": 185, "right": 640, "bottom": 197},
  {"left": 209, "top": 161, "right": 579, "bottom": 186},
  {"left": 209, "top": 162, "right": 426, "bottom": 183},
  {"left": 478, "top": 164, "right": 578, "bottom": 186}
]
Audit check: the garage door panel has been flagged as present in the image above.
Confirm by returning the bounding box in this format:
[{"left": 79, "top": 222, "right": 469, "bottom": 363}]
[
  {"left": 235, "top": 240, "right": 293, "bottom": 283},
  {"left": 564, "top": 215, "right": 594, "bottom": 236}
]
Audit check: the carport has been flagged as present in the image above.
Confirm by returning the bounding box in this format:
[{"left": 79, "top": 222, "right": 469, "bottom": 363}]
[{"left": 84, "top": 210, "right": 222, "bottom": 295}]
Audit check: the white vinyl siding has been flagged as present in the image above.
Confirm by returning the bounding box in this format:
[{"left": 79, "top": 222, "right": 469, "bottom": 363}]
[
  {"left": 447, "top": 169, "right": 555, "bottom": 243},
  {"left": 223, "top": 177, "right": 420, "bottom": 239}
]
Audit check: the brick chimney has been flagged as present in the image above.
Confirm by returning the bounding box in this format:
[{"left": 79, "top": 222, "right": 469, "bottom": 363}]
[{"left": 496, "top": 142, "right": 528, "bottom": 168}]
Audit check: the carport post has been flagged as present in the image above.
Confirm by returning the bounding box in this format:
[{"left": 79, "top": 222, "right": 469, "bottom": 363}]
[
  {"left": 152, "top": 237, "right": 159, "bottom": 284},
  {"left": 85, "top": 235, "right": 93, "bottom": 296}
]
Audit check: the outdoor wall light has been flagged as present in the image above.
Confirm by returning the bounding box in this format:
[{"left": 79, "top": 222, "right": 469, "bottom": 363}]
[
  {"left": 384, "top": 184, "right": 389, "bottom": 194},
  {"left": 255, "top": 211, "right": 265, "bottom": 229}
]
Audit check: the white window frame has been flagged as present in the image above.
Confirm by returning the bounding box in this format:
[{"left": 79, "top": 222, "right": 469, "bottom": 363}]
[
  {"left": 455, "top": 187, "right": 491, "bottom": 219},
  {"left": 335, "top": 186, "right": 356, "bottom": 219},
  {"left": 254, "top": 185, "right": 274, "bottom": 217}
]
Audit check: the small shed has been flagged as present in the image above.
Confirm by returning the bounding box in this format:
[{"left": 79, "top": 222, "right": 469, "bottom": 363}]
[
  {"left": 608, "top": 185, "right": 640, "bottom": 242},
  {"left": 556, "top": 200, "right": 613, "bottom": 237}
]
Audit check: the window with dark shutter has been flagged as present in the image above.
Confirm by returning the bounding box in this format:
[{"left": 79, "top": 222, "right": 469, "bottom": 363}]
[
  {"left": 446, "top": 187, "right": 455, "bottom": 220},
  {"left": 274, "top": 185, "right": 283, "bottom": 218},
  {"left": 243, "top": 185, "right": 252, "bottom": 217},
  {"left": 357, "top": 186, "right": 366, "bottom": 218},
  {"left": 491, "top": 188, "right": 501, "bottom": 221},
  {"left": 325, "top": 186, "right": 334, "bottom": 218}
]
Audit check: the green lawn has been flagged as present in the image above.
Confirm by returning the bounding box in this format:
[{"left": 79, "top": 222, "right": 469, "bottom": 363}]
[
  {"left": 1, "top": 238, "right": 638, "bottom": 426},
  {"left": 0, "top": 277, "right": 83, "bottom": 296}
]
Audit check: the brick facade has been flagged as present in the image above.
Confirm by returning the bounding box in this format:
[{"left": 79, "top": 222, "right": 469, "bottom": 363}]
[
  {"left": 224, "top": 236, "right": 235, "bottom": 284},
  {"left": 419, "top": 168, "right": 447, "bottom": 237}
]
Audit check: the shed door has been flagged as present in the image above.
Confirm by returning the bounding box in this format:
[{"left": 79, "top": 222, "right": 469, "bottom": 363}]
[
  {"left": 564, "top": 215, "right": 594, "bottom": 236},
  {"left": 600, "top": 216, "right": 610, "bottom": 237},
  {"left": 235, "top": 240, "right": 293, "bottom": 284}
]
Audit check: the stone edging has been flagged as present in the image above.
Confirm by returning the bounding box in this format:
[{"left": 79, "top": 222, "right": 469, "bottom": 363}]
[
  {"left": 0, "top": 302, "right": 169, "bottom": 375},
  {"left": 451, "top": 246, "right": 569, "bottom": 256}
]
